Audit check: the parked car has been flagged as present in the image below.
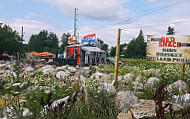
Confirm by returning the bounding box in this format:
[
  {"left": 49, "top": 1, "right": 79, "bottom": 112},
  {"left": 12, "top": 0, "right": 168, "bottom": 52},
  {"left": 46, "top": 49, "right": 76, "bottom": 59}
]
[{"left": 106, "top": 57, "right": 123, "bottom": 65}]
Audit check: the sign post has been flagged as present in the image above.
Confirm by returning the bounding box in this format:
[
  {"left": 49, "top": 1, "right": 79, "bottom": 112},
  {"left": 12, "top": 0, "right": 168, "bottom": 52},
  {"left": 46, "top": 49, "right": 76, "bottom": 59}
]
[
  {"left": 181, "top": 64, "right": 185, "bottom": 80},
  {"left": 113, "top": 29, "right": 121, "bottom": 85}
]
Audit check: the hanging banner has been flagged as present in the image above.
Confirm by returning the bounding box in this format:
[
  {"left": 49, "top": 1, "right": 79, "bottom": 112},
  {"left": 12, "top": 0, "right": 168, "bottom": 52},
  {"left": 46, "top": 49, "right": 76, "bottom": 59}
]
[
  {"left": 147, "top": 35, "right": 190, "bottom": 63},
  {"left": 82, "top": 33, "right": 96, "bottom": 43},
  {"left": 68, "top": 36, "right": 77, "bottom": 44}
]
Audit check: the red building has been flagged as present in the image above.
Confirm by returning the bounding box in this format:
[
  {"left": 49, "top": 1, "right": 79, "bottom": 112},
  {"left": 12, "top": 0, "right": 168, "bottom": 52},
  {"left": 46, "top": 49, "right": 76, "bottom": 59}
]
[{"left": 64, "top": 44, "right": 106, "bottom": 66}]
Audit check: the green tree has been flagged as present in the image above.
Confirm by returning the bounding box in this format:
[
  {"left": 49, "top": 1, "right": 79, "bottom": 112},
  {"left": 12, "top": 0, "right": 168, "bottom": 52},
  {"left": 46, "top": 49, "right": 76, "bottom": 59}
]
[
  {"left": 0, "top": 24, "right": 22, "bottom": 55},
  {"left": 60, "top": 33, "right": 71, "bottom": 53},
  {"left": 28, "top": 30, "right": 59, "bottom": 53},
  {"left": 110, "top": 46, "right": 116, "bottom": 57},
  {"left": 120, "top": 43, "right": 127, "bottom": 58},
  {"left": 125, "top": 30, "right": 146, "bottom": 59},
  {"left": 166, "top": 26, "right": 175, "bottom": 35}
]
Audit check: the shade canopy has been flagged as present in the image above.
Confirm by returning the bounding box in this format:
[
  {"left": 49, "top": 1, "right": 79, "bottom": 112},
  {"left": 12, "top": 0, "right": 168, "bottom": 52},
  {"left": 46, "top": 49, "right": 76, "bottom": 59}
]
[
  {"left": 2, "top": 53, "right": 8, "bottom": 56},
  {"left": 40, "top": 52, "right": 55, "bottom": 57},
  {"left": 26, "top": 52, "right": 42, "bottom": 57}
]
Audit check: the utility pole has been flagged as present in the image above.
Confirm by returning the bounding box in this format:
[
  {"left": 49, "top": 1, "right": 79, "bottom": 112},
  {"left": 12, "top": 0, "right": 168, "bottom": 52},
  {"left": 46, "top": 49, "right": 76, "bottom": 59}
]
[
  {"left": 74, "top": 7, "right": 78, "bottom": 36},
  {"left": 21, "top": 26, "right": 24, "bottom": 53},
  {"left": 113, "top": 29, "right": 121, "bottom": 86}
]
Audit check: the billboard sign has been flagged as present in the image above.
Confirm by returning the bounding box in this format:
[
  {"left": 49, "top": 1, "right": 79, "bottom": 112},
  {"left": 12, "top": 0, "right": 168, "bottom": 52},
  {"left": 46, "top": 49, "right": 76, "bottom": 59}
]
[{"left": 147, "top": 35, "right": 190, "bottom": 63}]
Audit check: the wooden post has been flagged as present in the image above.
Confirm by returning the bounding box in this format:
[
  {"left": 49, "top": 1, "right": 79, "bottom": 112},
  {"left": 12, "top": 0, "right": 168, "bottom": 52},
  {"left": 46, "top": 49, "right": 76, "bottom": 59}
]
[
  {"left": 113, "top": 29, "right": 121, "bottom": 85},
  {"left": 181, "top": 64, "right": 185, "bottom": 80}
]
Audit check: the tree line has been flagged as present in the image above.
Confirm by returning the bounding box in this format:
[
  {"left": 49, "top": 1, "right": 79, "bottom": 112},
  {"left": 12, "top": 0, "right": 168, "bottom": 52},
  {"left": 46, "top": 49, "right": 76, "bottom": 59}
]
[{"left": 0, "top": 24, "right": 174, "bottom": 59}]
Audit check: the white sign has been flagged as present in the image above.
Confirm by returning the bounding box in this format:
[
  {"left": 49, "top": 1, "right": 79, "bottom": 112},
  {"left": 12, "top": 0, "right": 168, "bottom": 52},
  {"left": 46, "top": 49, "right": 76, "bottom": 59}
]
[{"left": 147, "top": 35, "right": 190, "bottom": 63}]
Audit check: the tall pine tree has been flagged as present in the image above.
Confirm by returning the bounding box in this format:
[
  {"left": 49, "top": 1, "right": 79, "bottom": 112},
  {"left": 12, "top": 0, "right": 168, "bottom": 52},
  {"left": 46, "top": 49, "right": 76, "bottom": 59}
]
[
  {"left": 125, "top": 30, "right": 146, "bottom": 59},
  {"left": 166, "top": 26, "right": 175, "bottom": 35}
]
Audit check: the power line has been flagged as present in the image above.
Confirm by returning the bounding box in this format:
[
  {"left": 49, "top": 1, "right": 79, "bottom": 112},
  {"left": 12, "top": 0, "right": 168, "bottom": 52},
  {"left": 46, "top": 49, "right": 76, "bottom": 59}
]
[
  {"left": 122, "top": 19, "right": 190, "bottom": 30},
  {"left": 77, "top": 0, "right": 186, "bottom": 32},
  {"left": 113, "top": 0, "right": 186, "bottom": 25}
]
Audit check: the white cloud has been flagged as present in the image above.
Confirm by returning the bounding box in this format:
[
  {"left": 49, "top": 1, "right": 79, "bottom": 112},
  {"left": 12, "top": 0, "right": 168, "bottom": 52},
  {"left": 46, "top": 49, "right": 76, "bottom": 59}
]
[
  {"left": 2, "top": 0, "right": 190, "bottom": 48},
  {"left": 34, "top": 0, "right": 130, "bottom": 22},
  {"left": 146, "top": 0, "right": 158, "bottom": 2}
]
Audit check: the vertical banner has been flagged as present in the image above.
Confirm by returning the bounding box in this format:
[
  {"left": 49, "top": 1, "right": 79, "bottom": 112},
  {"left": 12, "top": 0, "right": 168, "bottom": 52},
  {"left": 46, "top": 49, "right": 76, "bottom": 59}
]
[
  {"left": 82, "top": 33, "right": 96, "bottom": 43},
  {"left": 147, "top": 35, "right": 190, "bottom": 63}
]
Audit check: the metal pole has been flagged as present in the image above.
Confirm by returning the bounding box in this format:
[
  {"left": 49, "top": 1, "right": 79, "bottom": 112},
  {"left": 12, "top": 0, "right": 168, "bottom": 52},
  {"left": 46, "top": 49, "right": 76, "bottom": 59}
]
[
  {"left": 21, "top": 26, "right": 24, "bottom": 53},
  {"left": 113, "top": 29, "right": 121, "bottom": 85},
  {"left": 74, "top": 7, "right": 78, "bottom": 36}
]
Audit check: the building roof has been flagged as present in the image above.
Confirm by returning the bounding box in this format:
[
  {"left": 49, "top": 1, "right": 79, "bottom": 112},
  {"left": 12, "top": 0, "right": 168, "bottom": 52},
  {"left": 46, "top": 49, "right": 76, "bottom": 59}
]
[
  {"left": 66, "top": 44, "right": 94, "bottom": 47},
  {"left": 81, "top": 46, "right": 105, "bottom": 53}
]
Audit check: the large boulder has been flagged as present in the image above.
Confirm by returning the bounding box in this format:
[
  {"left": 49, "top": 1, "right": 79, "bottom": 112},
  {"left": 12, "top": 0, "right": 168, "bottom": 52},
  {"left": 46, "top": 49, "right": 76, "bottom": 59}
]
[
  {"left": 68, "top": 66, "right": 77, "bottom": 73},
  {"left": 90, "top": 72, "right": 110, "bottom": 80},
  {"left": 115, "top": 91, "right": 140, "bottom": 113},
  {"left": 41, "top": 65, "right": 54, "bottom": 76},
  {"left": 56, "top": 71, "right": 70, "bottom": 79},
  {"left": 173, "top": 93, "right": 190, "bottom": 106},
  {"left": 103, "top": 82, "right": 116, "bottom": 93},
  {"left": 135, "top": 75, "right": 147, "bottom": 83},
  {"left": 129, "top": 100, "right": 183, "bottom": 119},
  {"left": 123, "top": 73, "right": 134, "bottom": 82},
  {"left": 24, "top": 66, "right": 34, "bottom": 73},
  {"left": 55, "top": 66, "right": 67, "bottom": 71},
  {"left": 167, "top": 80, "right": 188, "bottom": 92}
]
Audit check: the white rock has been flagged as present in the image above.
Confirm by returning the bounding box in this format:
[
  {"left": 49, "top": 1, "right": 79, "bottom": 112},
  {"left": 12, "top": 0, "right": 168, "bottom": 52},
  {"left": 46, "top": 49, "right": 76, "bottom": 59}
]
[
  {"left": 115, "top": 91, "right": 139, "bottom": 113},
  {"left": 2, "top": 107, "right": 32, "bottom": 118},
  {"left": 55, "top": 66, "right": 67, "bottom": 71},
  {"left": 167, "top": 80, "right": 188, "bottom": 92},
  {"left": 90, "top": 72, "right": 109, "bottom": 80},
  {"left": 24, "top": 66, "right": 34, "bottom": 73},
  {"left": 12, "top": 83, "right": 21, "bottom": 87},
  {"left": 51, "top": 96, "right": 70, "bottom": 109},
  {"left": 173, "top": 93, "right": 190, "bottom": 105},
  {"left": 103, "top": 82, "right": 116, "bottom": 93},
  {"left": 135, "top": 75, "right": 146, "bottom": 83},
  {"left": 41, "top": 65, "right": 54, "bottom": 70},
  {"left": 147, "top": 77, "right": 160, "bottom": 85},
  {"left": 68, "top": 67, "right": 77, "bottom": 73},
  {"left": 42, "top": 65, "right": 55, "bottom": 75},
  {"left": 56, "top": 71, "right": 70, "bottom": 79},
  {"left": 118, "top": 75, "right": 123, "bottom": 81},
  {"left": 123, "top": 73, "right": 134, "bottom": 81},
  {"left": 132, "top": 82, "right": 143, "bottom": 91},
  {"left": 20, "top": 82, "right": 28, "bottom": 88}
]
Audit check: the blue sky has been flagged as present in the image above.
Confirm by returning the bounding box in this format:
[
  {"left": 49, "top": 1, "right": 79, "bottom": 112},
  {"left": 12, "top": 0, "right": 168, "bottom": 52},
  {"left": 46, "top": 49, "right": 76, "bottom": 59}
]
[{"left": 1, "top": 0, "right": 190, "bottom": 47}]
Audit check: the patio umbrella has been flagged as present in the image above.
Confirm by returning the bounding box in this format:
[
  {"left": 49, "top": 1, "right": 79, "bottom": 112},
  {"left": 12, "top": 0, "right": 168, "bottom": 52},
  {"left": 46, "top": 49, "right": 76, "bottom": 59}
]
[
  {"left": 26, "top": 52, "right": 42, "bottom": 57},
  {"left": 40, "top": 52, "right": 55, "bottom": 57}
]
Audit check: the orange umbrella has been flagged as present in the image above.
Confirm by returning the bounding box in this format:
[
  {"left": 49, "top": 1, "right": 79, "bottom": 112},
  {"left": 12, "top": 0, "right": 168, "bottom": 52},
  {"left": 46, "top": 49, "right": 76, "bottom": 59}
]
[
  {"left": 2, "top": 53, "right": 7, "bottom": 56},
  {"left": 26, "top": 52, "right": 42, "bottom": 57},
  {"left": 40, "top": 52, "right": 55, "bottom": 57}
]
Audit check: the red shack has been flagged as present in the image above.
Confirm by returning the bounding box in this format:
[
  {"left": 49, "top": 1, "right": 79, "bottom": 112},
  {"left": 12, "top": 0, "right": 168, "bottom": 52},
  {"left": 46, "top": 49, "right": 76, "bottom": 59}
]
[{"left": 64, "top": 44, "right": 106, "bottom": 66}]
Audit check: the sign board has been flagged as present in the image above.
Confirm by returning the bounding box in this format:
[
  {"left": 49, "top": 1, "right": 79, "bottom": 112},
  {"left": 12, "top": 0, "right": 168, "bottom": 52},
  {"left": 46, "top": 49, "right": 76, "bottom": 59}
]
[
  {"left": 68, "top": 36, "right": 77, "bottom": 44},
  {"left": 147, "top": 35, "right": 190, "bottom": 63},
  {"left": 82, "top": 33, "right": 96, "bottom": 43}
]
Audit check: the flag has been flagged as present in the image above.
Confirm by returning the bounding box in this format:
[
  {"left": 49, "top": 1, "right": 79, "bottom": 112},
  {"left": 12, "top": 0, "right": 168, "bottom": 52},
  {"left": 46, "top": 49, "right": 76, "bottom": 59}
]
[{"left": 82, "top": 33, "right": 96, "bottom": 43}]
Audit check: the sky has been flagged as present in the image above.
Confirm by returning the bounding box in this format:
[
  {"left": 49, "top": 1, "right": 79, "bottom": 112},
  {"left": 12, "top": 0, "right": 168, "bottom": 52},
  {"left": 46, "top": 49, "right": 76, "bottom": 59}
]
[{"left": 0, "top": 0, "right": 190, "bottom": 47}]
